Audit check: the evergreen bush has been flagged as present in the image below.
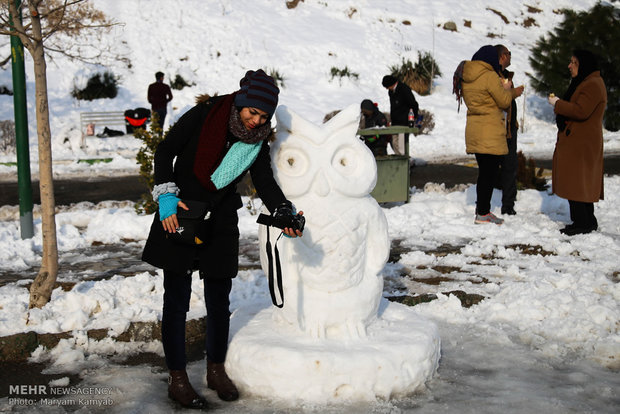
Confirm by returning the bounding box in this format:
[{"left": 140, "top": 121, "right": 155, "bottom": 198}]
[
  {"left": 71, "top": 71, "right": 118, "bottom": 101},
  {"left": 0, "top": 85, "right": 12, "bottom": 95},
  {"left": 268, "top": 68, "right": 286, "bottom": 88},
  {"left": 528, "top": 3, "right": 619, "bottom": 131},
  {"left": 516, "top": 151, "right": 548, "bottom": 191},
  {"left": 134, "top": 113, "right": 166, "bottom": 215},
  {"left": 416, "top": 109, "right": 435, "bottom": 135},
  {"left": 389, "top": 52, "right": 442, "bottom": 96},
  {"left": 329, "top": 66, "right": 359, "bottom": 84},
  {"left": 170, "top": 74, "right": 194, "bottom": 90},
  {"left": 494, "top": 151, "right": 548, "bottom": 192}
]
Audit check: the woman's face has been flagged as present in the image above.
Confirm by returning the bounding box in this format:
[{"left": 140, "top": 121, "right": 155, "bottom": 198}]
[
  {"left": 568, "top": 56, "right": 579, "bottom": 78},
  {"left": 239, "top": 107, "right": 269, "bottom": 130}
]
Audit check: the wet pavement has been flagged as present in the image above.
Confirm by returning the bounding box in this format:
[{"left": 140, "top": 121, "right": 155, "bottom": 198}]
[{"left": 2, "top": 155, "right": 620, "bottom": 206}]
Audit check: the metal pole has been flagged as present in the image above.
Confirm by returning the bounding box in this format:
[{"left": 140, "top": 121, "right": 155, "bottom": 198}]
[{"left": 10, "top": 0, "right": 34, "bottom": 239}]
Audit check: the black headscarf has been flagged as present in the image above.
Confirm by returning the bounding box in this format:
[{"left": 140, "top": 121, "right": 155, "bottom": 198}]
[
  {"left": 471, "top": 45, "right": 502, "bottom": 75},
  {"left": 556, "top": 49, "right": 600, "bottom": 131}
]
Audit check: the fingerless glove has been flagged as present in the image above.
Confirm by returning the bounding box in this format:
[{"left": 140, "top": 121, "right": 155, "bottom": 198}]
[{"left": 158, "top": 193, "right": 181, "bottom": 220}]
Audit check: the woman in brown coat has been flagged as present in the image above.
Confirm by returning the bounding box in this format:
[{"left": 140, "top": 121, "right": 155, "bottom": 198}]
[
  {"left": 548, "top": 49, "right": 607, "bottom": 235},
  {"left": 461, "top": 45, "right": 523, "bottom": 225}
]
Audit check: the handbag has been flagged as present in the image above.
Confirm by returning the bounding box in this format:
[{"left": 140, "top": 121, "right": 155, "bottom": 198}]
[{"left": 166, "top": 200, "right": 212, "bottom": 246}]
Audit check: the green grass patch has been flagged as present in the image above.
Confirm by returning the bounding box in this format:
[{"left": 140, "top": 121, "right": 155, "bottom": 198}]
[
  {"left": 0, "top": 162, "right": 17, "bottom": 167},
  {"left": 77, "top": 158, "right": 113, "bottom": 165}
]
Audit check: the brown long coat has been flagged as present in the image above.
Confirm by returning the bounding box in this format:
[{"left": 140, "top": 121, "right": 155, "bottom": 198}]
[
  {"left": 462, "top": 60, "right": 515, "bottom": 155},
  {"left": 552, "top": 71, "right": 607, "bottom": 202}
]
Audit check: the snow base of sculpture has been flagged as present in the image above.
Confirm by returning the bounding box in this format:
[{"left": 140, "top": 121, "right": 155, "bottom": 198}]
[{"left": 225, "top": 298, "right": 441, "bottom": 403}]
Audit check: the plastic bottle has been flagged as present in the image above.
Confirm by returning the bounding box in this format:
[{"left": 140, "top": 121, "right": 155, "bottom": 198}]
[{"left": 408, "top": 108, "right": 414, "bottom": 128}]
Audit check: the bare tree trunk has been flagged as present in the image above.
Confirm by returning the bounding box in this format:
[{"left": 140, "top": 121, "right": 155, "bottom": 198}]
[{"left": 27, "top": 8, "right": 58, "bottom": 309}]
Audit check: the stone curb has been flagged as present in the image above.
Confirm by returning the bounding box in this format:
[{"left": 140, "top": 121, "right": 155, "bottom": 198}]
[
  {"left": 0, "top": 317, "right": 206, "bottom": 362},
  {"left": 0, "top": 291, "right": 486, "bottom": 362}
]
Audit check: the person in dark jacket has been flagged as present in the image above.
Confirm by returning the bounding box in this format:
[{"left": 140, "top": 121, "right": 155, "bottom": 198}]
[
  {"left": 495, "top": 45, "right": 521, "bottom": 216},
  {"left": 147, "top": 71, "right": 173, "bottom": 127},
  {"left": 142, "top": 69, "right": 303, "bottom": 409},
  {"left": 382, "top": 75, "right": 419, "bottom": 125},
  {"left": 360, "top": 99, "right": 389, "bottom": 156},
  {"left": 382, "top": 75, "right": 419, "bottom": 156}
]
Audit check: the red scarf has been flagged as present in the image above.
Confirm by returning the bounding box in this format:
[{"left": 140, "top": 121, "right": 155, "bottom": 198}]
[{"left": 192, "top": 94, "right": 236, "bottom": 191}]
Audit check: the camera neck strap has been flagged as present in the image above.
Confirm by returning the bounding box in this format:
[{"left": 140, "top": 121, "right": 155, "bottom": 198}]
[{"left": 265, "top": 226, "right": 284, "bottom": 308}]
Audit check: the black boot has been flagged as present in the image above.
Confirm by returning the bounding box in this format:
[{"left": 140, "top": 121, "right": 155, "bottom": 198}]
[
  {"left": 206, "top": 360, "right": 239, "bottom": 401},
  {"left": 168, "top": 370, "right": 209, "bottom": 409}
]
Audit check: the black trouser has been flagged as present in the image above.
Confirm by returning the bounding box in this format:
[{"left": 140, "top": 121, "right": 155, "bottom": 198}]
[
  {"left": 474, "top": 153, "right": 502, "bottom": 215},
  {"left": 500, "top": 130, "right": 518, "bottom": 210},
  {"left": 162, "top": 269, "right": 232, "bottom": 370},
  {"left": 568, "top": 200, "right": 598, "bottom": 229},
  {"left": 153, "top": 108, "right": 167, "bottom": 127}
]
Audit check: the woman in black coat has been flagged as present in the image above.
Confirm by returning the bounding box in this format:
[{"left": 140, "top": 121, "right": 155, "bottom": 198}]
[{"left": 142, "top": 69, "right": 303, "bottom": 409}]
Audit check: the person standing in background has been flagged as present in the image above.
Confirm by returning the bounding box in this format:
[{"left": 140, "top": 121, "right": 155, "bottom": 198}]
[
  {"left": 548, "top": 49, "right": 606, "bottom": 235},
  {"left": 148, "top": 71, "right": 173, "bottom": 127},
  {"left": 382, "top": 75, "right": 419, "bottom": 155},
  {"left": 495, "top": 44, "right": 521, "bottom": 215},
  {"left": 460, "top": 45, "right": 523, "bottom": 225}
]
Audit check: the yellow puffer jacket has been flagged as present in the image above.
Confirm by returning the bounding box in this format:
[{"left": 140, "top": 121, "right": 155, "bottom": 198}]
[{"left": 462, "top": 60, "right": 514, "bottom": 155}]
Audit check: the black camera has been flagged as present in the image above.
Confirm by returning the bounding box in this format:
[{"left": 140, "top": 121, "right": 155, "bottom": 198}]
[{"left": 257, "top": 212, "right": 305, "bottom": 232}]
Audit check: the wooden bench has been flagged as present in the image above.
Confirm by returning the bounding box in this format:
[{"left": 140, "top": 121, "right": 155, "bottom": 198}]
[{"left": 80, "top": 111, "right": 127, "bottom": 147}]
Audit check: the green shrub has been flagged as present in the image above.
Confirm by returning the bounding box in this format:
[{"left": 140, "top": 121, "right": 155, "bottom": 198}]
[
  {"left": 494, "top": 151, "right": 548, "bottom": 191},
  {"left": 528, "top": 3, "right": 620, "bottom": 131},
  {"left": 389, "top": 52, "right": 441, "bottom": 95},
  {"left": 329, "top": 66, "right": 359, "bottom": 83},
  {"left": 268, "top": 68, "right": 286, "bottom": 88},
  {"left": 416, "top": 109, "right": 435, "bottom": 135},
  {"left": 170, "top": 74, "right": 194, "bottom": 90},
  {"left": 71, "top": 71, "right": 118, "bottom": 100},
  {"left": 134, "top": 113, "right": 167, "bottom": 215}
]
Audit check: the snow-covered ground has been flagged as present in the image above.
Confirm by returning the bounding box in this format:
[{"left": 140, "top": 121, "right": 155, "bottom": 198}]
[{"left": 0, "top": 0, "right": 618, "bottom": 412}]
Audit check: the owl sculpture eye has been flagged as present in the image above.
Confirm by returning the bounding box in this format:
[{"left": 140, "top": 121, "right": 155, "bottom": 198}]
[
  {"left": 331, "top": 146, "right": 359, "bottom": 176},
  {"left": 277, "top": 146, "right": 309, "bottom": 177}
]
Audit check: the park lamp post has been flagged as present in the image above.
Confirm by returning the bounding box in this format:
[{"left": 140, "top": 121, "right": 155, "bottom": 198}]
[{"left": 10, "top": 0, "right": 34, "bottom": 239}]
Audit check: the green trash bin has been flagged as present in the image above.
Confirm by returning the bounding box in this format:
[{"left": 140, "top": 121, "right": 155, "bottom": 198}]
[{"left": 358, "top": 126, "right": 418, "bottom": 203}]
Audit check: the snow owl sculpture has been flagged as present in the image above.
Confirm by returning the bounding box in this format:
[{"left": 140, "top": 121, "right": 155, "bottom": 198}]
[{"left": 258, "top": 104, "right": 390, "bottom": 339}]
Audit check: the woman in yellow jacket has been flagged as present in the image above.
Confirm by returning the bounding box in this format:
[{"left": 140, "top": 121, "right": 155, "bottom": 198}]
[{"left": 462, "top": 45, "right": 523, "bottom": 224}]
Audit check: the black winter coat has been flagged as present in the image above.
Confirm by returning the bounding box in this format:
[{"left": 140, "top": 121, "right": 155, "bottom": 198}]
[
  {"left": 142, "top": 95, "right": 287, "bottom": 278},
  {"left": 361, "top": 109, "right": 389, "bottom": 153},
  {"left": 389, "top": 82, "right": 419, "bottom": 125}
]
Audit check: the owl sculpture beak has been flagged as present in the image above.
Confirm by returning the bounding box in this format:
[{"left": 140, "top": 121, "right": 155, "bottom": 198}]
[{"left": 311, "top": 170, "right": 330, "bottom": 197}]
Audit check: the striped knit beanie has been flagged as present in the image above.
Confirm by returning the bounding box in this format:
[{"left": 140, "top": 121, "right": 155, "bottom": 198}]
[{"left": 234, "top": 69, "right": 279, "bottom": 116}]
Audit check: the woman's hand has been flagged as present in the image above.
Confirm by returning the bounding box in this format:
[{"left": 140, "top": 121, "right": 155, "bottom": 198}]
[
  {"left": 283, "top": 211, "right": 304, "bottom": 238},
  {"left": 161, "top": 200, "right": 188, "bottom": 233},
  {"left": 514, "top": 85, "right": 525, "bottom": 98},
  {"left": 502, "top": 78, "right": 513, "bottom": 90},
  {"left": 548, "top": 94, "right": 559, "bottom": 106}
]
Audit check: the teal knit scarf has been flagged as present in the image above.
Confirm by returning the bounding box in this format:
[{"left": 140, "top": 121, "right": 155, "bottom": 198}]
[{"left": 210, "top": 141, "right": 262, "bottom": 189}]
